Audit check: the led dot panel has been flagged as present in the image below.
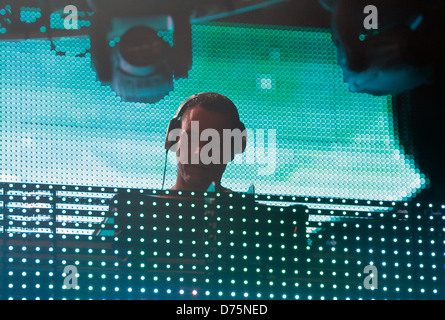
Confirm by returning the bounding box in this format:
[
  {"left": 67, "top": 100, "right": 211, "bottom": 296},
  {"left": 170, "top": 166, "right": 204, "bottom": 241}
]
[
  {"left": 0, "top": 22, "right": 425, "bottom": 201},
  {"left": 0, "top": 183, "right": 443, "bottom": 300}
]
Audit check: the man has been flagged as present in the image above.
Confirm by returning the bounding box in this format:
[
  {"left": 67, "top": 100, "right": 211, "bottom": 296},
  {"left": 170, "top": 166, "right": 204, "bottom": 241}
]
[
  {"left": 109, "top": 93, "right": 247, "bottom": 233},
  {"left": 166, "top": 92, "right": 246, "bottom": 192}
]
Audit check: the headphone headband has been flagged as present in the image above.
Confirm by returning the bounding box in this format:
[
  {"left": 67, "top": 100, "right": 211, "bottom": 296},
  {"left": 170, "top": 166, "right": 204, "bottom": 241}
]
[
  {"left": 165, "top": 92, "right": 246, "bottom": 152},
  {"left": 172, "top": 92, "right": 207, "bottom": 120}
]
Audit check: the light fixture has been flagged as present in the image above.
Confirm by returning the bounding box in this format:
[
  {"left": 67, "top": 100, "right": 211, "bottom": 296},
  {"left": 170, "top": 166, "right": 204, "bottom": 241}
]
[
  {"left": 89, "top": 1, "right": 192, "bottom": 103},
  {"left": 319, "top": 0, "right": 444, "bottom": 95}
]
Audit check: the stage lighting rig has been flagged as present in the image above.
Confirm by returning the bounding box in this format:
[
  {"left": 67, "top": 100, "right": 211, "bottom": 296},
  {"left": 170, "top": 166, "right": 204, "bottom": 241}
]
[
  {"left": 88, "top": 0, "right": 193, "bottom": 103},
  {"left": 320, "top": 0, "right": 445, "bottom": 96},
  {"left": 0, "top": 0, "right": 288, "bottom": 103}
]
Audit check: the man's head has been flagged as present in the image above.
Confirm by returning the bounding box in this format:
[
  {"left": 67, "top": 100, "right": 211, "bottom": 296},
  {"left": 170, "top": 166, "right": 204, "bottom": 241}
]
[{"left": 166, "top": 92, "right": 246, "bottom": 191}]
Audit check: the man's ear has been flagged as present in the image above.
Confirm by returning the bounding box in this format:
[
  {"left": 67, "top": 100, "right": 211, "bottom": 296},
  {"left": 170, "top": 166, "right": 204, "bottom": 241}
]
[
  {"left": 165, "top": 119, "right": 181, "bottom": 150},
  {"left": 236, "top": 122, "right": 247, "bottom": 154},
  {"left": 227, "top": 133, "right": 247, "bottom": 163},
  {"left": 241, "top": 132, "right": 247, "bottom": 153}
]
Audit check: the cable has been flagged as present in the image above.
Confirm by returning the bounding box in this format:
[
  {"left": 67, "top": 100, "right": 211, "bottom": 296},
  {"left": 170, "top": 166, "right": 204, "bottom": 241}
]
[{"left": 161, "top": 149, "right": 169, "bottom": 190}]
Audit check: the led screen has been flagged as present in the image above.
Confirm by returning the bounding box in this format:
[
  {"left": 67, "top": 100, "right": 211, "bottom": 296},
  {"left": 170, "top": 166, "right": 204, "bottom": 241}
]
[
  {"left": 0, "top": 14, "right": 442, "bottom": 301},
  {"left": 0, "top": 22, "right": 425, "bottom": 201}
]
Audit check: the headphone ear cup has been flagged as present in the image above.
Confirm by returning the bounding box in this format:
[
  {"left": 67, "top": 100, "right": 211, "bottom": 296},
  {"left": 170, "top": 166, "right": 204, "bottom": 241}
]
[
  {"left": 164, "top": 119, "right": 181, "bottom": 150},
  {"left": 239, "top": 122, "right": 247, "bottom": 154},
  {"left": 230, "top": 122, "right": 247, "bottom": 157}
]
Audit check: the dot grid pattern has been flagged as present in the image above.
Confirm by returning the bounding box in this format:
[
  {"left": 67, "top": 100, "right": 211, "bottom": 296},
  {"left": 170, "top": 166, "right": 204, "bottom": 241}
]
[
  {"left": 0, "top": 22, "right": 424, "bottom": 201},
  {"left": 20, "top": 7, "right": 41, "bottom": 24},
  {"left": 0, "top": 183, "right": 443, "bottom": 300}
]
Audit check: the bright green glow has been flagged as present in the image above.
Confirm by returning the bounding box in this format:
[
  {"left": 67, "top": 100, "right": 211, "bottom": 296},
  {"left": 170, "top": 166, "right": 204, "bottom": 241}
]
[{"left": 0, "top": 23, "right": 423, "bottom": 200}]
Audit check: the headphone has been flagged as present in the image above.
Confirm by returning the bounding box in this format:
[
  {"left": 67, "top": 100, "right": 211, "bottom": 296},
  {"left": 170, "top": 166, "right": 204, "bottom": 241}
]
[
  {"left": 164, "top": 92, "right": 247, "bottom": 152},
  {"left": 161, "top": 92, "right": 247, "bottom": 189}
]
